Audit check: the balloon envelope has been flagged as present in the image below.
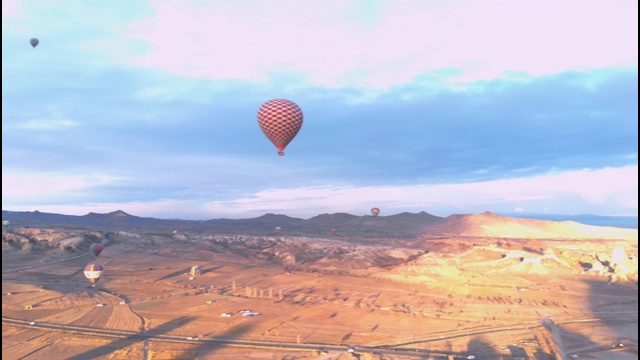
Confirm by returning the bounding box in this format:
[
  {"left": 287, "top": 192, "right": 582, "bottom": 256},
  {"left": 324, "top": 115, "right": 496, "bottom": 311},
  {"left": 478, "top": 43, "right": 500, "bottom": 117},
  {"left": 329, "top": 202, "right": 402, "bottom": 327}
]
[
  {"left": 275, "top": 226, "right": 282, "bottom": 234},
  {"left": 29, "top": 38, "right": 39, "bottom": 48},
  {"left": 331, "top": 228, "right": 337, "bottom": 236},
  {"left": 90, "top": 243, "right": 103, "bottom": 256},
  {"left": 84, "top": 263, "right": 104, "bottom": 283},
  {"left": 371, "top": 207, "right": 380, "bottom": 217},
  {"left": 257, "top": 99, "right": 303, "bottom": 156}
]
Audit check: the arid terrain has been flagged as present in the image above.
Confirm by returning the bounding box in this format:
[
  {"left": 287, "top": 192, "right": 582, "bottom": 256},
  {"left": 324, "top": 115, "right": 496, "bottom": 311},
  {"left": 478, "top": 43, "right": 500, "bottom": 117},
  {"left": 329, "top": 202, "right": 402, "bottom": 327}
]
[{"left": 2, "top": 211, "right": 638, "bottom": 359}]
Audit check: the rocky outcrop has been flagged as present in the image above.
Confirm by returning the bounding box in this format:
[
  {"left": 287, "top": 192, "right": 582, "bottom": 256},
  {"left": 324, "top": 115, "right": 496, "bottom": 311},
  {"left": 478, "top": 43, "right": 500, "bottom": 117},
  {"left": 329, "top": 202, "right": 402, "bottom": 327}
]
[{"left": 609, "top": 246, "right": 637, "bottom": 281}]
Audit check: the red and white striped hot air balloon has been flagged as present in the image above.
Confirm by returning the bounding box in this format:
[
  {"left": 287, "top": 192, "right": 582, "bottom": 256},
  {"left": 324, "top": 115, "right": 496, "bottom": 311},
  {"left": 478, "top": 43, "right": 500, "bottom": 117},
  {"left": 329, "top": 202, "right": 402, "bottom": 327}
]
[
  {"left": 370, "top": 207, "right": 380, "bottom": 217},
  {"left": 257, "top": 99, "right": 304, "bottom": 156}
]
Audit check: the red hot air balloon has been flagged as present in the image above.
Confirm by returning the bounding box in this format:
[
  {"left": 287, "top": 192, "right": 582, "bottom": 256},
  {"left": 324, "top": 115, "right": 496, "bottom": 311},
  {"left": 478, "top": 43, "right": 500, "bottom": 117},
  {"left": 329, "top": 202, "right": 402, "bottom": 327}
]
[
  {"left": 371, "top": 207, "right": 380, "bottom": 217},
  {"left": 331, "top": 228, "right": 337, "bottom": 236},
  {"left": 90, "top": 243, "right": 103, "bottom": 257},
  {"left": 30, "top": 38, "right": 39, "bottom": 48},
  {"left": 257, "top": 99, "right": 304, "bottom": 156},
  {"left": 84, "top": 263, "right": 104, "bottom": 284}
]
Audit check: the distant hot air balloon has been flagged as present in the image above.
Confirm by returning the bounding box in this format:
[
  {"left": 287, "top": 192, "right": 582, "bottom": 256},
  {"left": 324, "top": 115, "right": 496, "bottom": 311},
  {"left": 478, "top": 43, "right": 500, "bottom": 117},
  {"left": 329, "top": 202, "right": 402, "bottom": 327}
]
[
  {"left": 90, "top": 243, "right": 103, "bottom": 257},
  {"left": 257, "top": 99, "right": 304, "bottom": 156},
  {"left": 29, "top": 38, "right": 39, "bottom": 48},
  {"left": 331, "top": 228, "right": 337, "bottom": 236},
  {"left": 371, "top": 207, "right": 380, "bottom": 217},
  {"left": 275, "top": 226, "right": 282, "bottom": 234},
  {"left": 84, "top": 263, "right": 104, "bottom": 284},
  {"left": 190, "top": 265, "right": 202, "bottom": 277},
  {"left": 2, "top": 220, "right": 9, "bottom": 226}
]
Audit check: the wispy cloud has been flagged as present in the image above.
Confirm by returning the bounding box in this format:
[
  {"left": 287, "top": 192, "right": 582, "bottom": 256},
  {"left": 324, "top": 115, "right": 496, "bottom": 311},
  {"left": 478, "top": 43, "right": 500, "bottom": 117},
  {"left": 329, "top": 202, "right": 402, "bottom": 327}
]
[
  {"left": 10, "top": 108, "right": 79, "bottom": 131},
  {"left": 4, "top": 166, "right": 636, "bottom": 219}
]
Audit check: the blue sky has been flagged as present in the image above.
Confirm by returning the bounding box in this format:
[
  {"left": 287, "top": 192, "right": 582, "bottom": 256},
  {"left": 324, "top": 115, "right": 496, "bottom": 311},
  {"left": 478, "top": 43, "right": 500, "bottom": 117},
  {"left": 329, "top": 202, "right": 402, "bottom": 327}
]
[{"left": 2, "top": 0, "right": 638, "bottom": 220}]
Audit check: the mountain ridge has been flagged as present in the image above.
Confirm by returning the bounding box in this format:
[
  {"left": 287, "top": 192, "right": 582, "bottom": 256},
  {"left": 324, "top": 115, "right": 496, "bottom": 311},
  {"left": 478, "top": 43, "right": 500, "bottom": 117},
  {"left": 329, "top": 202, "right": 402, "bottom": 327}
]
[{"left": 2, "top": 209, "right": 637, "bottom": 240}]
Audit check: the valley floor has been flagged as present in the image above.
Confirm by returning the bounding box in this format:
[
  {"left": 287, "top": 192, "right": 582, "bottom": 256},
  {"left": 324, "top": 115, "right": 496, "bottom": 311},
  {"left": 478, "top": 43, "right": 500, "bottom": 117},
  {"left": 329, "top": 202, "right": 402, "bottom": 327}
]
[{"left": 2, "top": 229, "right": 638, "bottom": 359}]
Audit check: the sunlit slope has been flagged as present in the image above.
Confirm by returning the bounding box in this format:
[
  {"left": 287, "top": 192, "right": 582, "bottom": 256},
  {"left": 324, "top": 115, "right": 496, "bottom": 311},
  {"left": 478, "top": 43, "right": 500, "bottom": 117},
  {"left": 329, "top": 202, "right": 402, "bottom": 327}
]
[{"left": 424, "top": 211, "right": 637, "bottom": 240}]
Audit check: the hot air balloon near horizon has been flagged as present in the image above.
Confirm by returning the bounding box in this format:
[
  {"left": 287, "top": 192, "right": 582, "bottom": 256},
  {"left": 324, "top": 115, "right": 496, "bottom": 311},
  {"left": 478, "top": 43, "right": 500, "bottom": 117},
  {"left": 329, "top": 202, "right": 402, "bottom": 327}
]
[
  {"left": 371, "top": 207, "right": 380, "bottom": 217},
  {"left": 275, "top": 226, "right": 282, "bottom": 234},
  {"left": 29, "top": 38, "right": 39, "bottom": 48},
  {"left": 90, "top": 243, "right": 103, "bottom": 257},
  {"left": 84, "top": 263, "right": 104, "bottom": 284},
  {"left": 257, "top": 99, "right": 304, "bottom": 156},
  {"left": 331, "top": 228, "right": 337, "bottom": 236}
]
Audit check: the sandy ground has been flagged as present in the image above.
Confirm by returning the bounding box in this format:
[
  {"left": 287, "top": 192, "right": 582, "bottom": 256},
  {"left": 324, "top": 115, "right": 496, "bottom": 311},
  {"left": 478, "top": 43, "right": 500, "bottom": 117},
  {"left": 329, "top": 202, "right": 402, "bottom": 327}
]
[{"left": 2, "top": 228, "right": 638, "bottom": 359}]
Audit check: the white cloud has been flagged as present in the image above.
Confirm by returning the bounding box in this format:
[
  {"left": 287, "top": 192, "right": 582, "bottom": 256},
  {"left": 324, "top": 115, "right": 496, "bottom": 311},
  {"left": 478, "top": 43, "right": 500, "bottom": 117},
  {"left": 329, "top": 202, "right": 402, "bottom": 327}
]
[
  {"left": 1, "top": 0, "right": 21, "bottom": 19},
  {"left": 120, "top": 0, "right": 637, "bottom": 89},
  {"left": 2, "top": 172, "right": 120, "bottom": 200},
  {"left": 9, "top": 165, "right": 631, "bottom": 219},
  {"left": 200, "top": 166, "right": 638, "bottom": 217}
]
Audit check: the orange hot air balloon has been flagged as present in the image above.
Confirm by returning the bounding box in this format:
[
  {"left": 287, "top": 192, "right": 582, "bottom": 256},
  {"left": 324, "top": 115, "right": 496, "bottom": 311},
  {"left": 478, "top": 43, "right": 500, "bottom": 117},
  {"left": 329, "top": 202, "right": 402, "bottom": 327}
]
[
  {"left": 370, "top": 207, "right": 380, "bottom": 217},
  {"left": 257, "top": 99, "right": 303, "bottom": 156},
  {"left": 30, "top": 38, "right": 39, "bottom": 48},
  {"left": 331, "top": 228, "right": 337, "bottom": 236}
]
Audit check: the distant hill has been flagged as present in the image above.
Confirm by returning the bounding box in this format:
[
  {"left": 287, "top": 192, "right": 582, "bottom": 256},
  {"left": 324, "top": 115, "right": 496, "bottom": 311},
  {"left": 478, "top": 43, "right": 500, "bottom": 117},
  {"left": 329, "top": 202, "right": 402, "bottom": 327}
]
[
  {"left": 425, "top": 211, "right": 637, "bottom": 241},
  {"left": 1, "top": 210, "right": 444, "bottom": 238},
  {"left": 501, "top": 213, "right": 638, "bottom": 229},
  {"left": 1, "top": 209, "right": 637, "bottom": 240}
]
